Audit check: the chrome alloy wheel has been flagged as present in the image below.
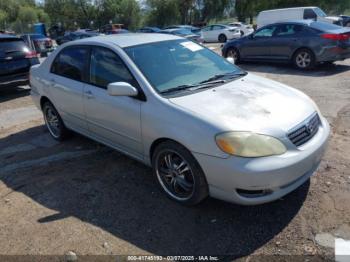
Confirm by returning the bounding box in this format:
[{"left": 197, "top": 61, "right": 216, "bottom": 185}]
[
  {"left": 44, "top": 106, "right": 61, "bottom": 138},
  {"left": 295, "top": 51, "right": 311, "bottom": 68},
  {"left": 155, "top": 150, "right": 195, "bottom": 201}
]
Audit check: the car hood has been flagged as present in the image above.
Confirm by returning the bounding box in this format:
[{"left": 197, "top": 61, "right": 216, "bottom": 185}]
[
  {"left": 169, "top": 73, "right": 317, "bottom": 136},
  {"left": 325, "top": 16, "right": 342, "bottom": 21}
]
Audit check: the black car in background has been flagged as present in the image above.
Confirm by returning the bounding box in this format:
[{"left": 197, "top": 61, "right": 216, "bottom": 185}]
[
  {"left": 56, "top": 31, "right": 100, "bottom": 45},
  {"left": 0, "top": 35, "right": 39, "bottom": 89},
  {"left": 222, "top": 20, "right": 350, "bottom": 70},
  {"left": 21, "top": 34, "right": 54, "bottom": 56},
  {"left": 340, "top": 15, "right": 350, "bottom": 27}
]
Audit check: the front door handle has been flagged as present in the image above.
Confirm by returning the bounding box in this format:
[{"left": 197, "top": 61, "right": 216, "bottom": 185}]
[{"left": 84, "top": 90, "right": 94, "bottom": 99}]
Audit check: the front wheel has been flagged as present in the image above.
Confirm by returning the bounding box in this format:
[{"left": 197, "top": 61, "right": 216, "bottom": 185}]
[
  {"left": 152, "top": 141, "right": 209, "bottom": 206},
  {"left": 293, "top": 48, "right": 315, "bottom": 70},
  {"left": 42, "top": 101, "right": 69, "bottom": 141},
  {"left": 226, "top": 47, "right": 240, "bottom": 64}
]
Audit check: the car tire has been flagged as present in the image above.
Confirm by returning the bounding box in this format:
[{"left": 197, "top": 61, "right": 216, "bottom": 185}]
[
  {"left": 240, "top": 30, "right": 244, "bottom": 37},
  {"left": 226, "top": 47, "right": 240, "bottom": 64},
  {"left": 293, "top": 48, "right": 315, "bottom": 70},
  {"left": 42, "top": 101, "right": 70, "bottom": 141},
  {"left": 218, "top": 34, "right": 227, "bottom": 43},
  {"left": 152, "top": 141, "right": 209, "bottom": 206}
]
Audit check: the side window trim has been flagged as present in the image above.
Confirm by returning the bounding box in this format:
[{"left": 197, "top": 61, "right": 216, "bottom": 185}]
[{"left": 87, "top": 45, "right": 146, "bottom": 101}]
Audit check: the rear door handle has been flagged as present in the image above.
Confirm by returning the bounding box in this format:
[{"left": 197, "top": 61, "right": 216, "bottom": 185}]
[{"left": 84, "top": 90, "right": 94, "bottom": 99}]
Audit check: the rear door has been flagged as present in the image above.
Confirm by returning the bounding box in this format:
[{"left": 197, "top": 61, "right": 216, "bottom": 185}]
[
  {"left": 240, "top": 25, "right": 278, "bottom": 59},
  {"left": 0, "top": 38, "right": 31, "bottom": 78},
  {"left": 49, "top": 46, "right": 89, "bottom": 132},
  {"left": 268, "top": 24, "right": 305, "bottom": 61}
]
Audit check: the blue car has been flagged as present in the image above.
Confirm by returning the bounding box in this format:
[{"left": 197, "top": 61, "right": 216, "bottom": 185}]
[
  {"left": 222, "top": 20, "right": 350, "bottom": 70},
  {"left": 137, "top": 27, "right": 161, "bottom": 33}
]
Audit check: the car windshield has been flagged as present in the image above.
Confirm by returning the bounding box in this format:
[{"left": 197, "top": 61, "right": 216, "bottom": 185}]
[
  {"left": 314, "top": 7, "right": 327, "bottom": 17},
  {"left": 124, "top": 39, "right": 244, "bottom": 94}
]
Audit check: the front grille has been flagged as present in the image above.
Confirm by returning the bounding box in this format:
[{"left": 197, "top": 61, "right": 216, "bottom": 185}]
[{"left": 288, "top": 113, "right": 320, "bottom": 147}]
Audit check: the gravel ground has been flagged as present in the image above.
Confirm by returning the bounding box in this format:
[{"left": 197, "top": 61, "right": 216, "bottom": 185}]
[{"left": 0, "top": 44, "right": 349, "bottom": 260}]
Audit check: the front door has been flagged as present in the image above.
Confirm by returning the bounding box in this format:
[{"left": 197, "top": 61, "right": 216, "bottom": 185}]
[
  {"left": 83, "top": 46, "right": 143, "bottom": 158},
  {"left": 241, "top": 25, "right": 278, "bottom": 59}
]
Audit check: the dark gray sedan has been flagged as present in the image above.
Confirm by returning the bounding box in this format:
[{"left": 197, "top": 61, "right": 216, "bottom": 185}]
[{"left": 222, "top": 20, "right": 350, "bottom": 69}]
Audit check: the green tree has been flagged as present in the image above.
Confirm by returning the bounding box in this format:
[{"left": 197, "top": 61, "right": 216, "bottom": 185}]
[{"left": 145, "top": 0, "right": 181, "bottom": 27}]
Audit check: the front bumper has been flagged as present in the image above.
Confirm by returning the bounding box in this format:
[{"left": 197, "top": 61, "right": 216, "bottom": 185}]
[{"left": 193, "top": 116, "right": 330, "bottom": 205}]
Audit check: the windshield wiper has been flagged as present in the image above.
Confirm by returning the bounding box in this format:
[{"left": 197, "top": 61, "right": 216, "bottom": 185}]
[
  {"left": 200, "top": 71, "right": 247, "bottom": 84},
  {"left": 160, "top": 84, "right": 198, "bottom": 94},
  {"left": 160, "top": 81, "right": 225, "bottom": 95}
]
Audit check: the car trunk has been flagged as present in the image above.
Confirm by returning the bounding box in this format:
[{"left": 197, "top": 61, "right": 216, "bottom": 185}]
[{"left": 0, "top": 38, "right": 31, "bottom": 77}]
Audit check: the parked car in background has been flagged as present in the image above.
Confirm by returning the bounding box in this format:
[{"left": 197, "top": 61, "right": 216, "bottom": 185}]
[
  {"left": 56, "top": 31, "right": 100, "bottom": 45},
  {"left": 201, "top": 24, "right": 241, "bottom": 43},
  {"left": 30, "top": 34, "right": 329, "bottom": 206},
  {"left": 340, "top": 15, "right": 350, "bottom": 27},
  {"left": 21, "top": 34, "right": 54, "bottom": 56},
  {"left": 164, "top": 25, "right": 201, "bottom": 34},
  {"left": 0, "top": 35, "right": 39, "bottom": 89},
  {"left": 228, "top": 22, "right": 255, "bottom": 36},
  {"left": 100, "top": 24, "right": 125, "bottom": 34},
  {"left": 137, "top": 27, "right": 161, "bottom": 33},
  {"left": 257, "top": 7, "right": 343, "bottom": 28},
  {"left": 222, "top": 20, "right": 350, "bottom": 70},
  {"left": 160, "top": 28, "right": 203, "bottom": 43},
  {"left": 105, "top": 29, "right": 129, "bottom": 35}
]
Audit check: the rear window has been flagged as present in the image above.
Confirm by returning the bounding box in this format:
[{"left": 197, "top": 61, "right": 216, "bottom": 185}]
[
  {"left": 0, "top": 39, "right": 27, "bottom": 52},
  {"left": 310, "top": 22, "right": 343, "bottom": 31}
]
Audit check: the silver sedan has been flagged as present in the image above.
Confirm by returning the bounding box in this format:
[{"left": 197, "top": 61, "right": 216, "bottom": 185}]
[{"left": 30, "top": 33, "right": 330, "bottom": 205}]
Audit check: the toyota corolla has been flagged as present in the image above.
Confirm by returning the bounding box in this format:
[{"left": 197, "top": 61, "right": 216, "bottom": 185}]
[{"left": 30, "top": 34, "right": 330, "bottom": 205}]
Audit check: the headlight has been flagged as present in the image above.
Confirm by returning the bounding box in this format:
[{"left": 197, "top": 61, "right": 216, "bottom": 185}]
[{"left": 215, "top": 132, "right": 286, "bottom": 157}]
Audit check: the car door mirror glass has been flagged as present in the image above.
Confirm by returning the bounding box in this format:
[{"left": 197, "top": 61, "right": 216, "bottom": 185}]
[{"left": 107, "top": 82, "right": 138, "bottom": 97}]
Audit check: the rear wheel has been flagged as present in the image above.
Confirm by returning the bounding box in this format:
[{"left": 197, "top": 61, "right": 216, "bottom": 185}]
[
  {"left": 152, "top": 141, "right": 209, "bottom": 206},
  {"left": 42, "top": 101, "right": 69, "bottom": 141},
  {"left": 218, "top": 34, "right": 227, "bottom": 43},
  {"left": 293, "top": 48, "right": 315, "bottom": 70}
]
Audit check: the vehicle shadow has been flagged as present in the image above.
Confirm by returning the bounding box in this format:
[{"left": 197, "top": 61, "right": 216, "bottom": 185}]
[
  {"left": 239, "top": 61, "right": 350, "bottom": 77},
  {"left": 0, "top": 86, "right": 30, "bottom": 103},
  {"left": 0, "top": 126, "right": 310, "bottom": 258}
]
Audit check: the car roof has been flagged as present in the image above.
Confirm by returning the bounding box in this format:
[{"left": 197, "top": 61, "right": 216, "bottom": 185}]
[
  {"left": 261, "top": 6, "right": 318, "bottom": 13},
  {"left": 0, "top": 34, "right": 20, "bottom": 39},
  {"left": 70, "top": 33, "right": 181, "bottom": 48},
  {"left": 265, "top": 19, "right": 315, "bottom": 26}
]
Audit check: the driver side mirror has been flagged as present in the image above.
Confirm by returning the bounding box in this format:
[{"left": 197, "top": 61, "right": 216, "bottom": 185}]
[{"left": 107, "top": 82, "right": 138, "bottom": 97}]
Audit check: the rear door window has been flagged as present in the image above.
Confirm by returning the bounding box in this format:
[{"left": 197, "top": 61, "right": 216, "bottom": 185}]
[
  {"left": 275, "top": 24, "right": 304, "bottom": 37},
  {"left": 51, "top": 46, "right": 89, "bottom": 82}
]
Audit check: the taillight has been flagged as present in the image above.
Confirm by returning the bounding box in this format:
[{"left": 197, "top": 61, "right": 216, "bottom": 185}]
[
  {"left": 25, "top": 50, "right": 37, "bottom": 58},
  {"left": 321, "top": 33, "right": 350, "bottom": 41}
]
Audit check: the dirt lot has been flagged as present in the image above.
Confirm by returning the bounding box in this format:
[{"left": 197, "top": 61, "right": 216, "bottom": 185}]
[{"left": 0, "top": 44, "right": 349, "bottom": 260}]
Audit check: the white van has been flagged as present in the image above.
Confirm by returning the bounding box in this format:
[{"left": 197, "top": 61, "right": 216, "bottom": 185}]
[{"left": 257, "top": 7, "right": 343, "bottom": 28}]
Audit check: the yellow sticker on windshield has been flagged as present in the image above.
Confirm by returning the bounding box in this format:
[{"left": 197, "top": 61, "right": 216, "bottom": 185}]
[{"left": 180, "top": 41, "right": 203, "bottom": 52}]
